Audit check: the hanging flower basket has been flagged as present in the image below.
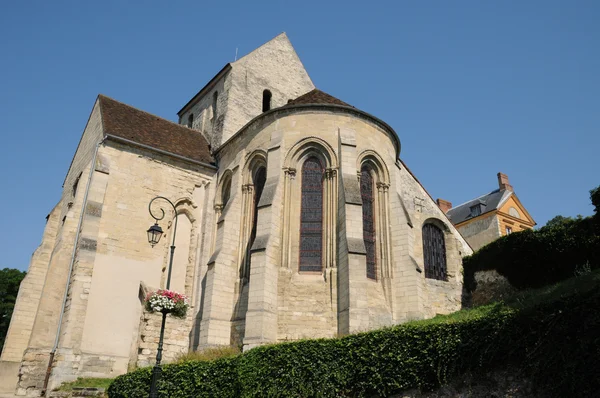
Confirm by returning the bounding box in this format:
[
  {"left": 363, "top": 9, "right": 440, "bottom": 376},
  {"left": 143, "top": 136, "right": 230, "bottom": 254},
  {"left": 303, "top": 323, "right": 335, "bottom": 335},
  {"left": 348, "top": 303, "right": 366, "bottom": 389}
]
[{"left": 145, "top": 289, "right": 189, "bottom": 319}]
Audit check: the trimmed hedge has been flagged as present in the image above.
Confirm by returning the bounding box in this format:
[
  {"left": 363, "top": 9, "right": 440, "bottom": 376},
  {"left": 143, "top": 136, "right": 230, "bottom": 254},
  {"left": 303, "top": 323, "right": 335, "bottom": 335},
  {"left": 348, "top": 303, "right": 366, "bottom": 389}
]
[
  {"left": 108, "top": 275, "right": 600, "bottom": 397},
  {"left": 464, "top": 186, "right": 600, "bottom": 291}
]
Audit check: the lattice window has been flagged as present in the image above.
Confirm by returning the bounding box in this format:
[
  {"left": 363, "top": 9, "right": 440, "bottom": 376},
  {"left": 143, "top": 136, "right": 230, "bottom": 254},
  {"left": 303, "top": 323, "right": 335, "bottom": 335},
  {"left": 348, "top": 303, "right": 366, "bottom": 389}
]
[
  {"left": 361, "top": 165, "right": 377, "bottom": 280},
  {"left": 422, "top": 223, "right": 447, "bottom": 280},
  {"left": 299, "top": 157, "right": 324, "bottom": 272}
]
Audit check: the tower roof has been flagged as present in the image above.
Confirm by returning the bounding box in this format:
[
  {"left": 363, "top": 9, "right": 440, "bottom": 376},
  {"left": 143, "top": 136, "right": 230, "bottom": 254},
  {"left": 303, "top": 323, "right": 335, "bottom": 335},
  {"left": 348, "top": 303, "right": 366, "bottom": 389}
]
[
  {"left": 285, "top": 89, "right": 353, "bottom": 107},
  {"left": 98, "top": 95, "right": 214, "bottom": 165}
]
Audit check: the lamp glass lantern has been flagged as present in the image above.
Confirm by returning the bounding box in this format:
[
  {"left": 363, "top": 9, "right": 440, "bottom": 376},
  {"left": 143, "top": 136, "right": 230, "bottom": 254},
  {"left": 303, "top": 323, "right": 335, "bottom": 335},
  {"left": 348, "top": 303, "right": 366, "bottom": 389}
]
[{"left": 147, "top": 222, "right": 164, "bottom": 247}]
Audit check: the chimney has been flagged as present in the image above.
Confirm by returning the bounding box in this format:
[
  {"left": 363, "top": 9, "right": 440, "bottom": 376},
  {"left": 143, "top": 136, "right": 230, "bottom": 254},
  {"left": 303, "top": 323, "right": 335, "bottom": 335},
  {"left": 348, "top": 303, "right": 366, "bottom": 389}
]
[
  {"left": 497, "top": 172, "right": 513, "bottom": 192},
  {"left": 436, "top": 198, "right": 452, "bottom": 214}
]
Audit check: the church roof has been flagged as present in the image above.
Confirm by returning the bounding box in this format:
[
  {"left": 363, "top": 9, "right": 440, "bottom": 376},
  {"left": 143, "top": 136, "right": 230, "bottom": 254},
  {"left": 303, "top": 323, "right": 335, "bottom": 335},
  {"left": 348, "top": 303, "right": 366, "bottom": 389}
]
[
  {"left": 98, "top": 95, "right": 214, "bottom": 166},
  {"left": 286, "top": 89, "right": 353, "bottom": 107},
  {"left": 446, "top": 189, "right": 512, "bottom": 225}
]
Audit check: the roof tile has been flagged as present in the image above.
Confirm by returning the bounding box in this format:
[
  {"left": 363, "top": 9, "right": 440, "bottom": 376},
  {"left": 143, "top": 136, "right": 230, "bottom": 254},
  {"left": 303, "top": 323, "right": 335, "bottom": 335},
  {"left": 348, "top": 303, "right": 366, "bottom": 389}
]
[
  {"left": 98, "top": 95, "right": 214, "bottom": 165},
  {"left": 285, "top": 89, "right": 353, "bottom": 107}
]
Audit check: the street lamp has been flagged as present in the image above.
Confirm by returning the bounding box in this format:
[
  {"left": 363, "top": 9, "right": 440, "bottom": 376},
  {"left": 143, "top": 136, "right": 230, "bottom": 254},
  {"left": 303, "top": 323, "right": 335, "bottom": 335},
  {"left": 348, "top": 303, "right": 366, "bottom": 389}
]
[{"left": 147, "top": 196, "right": 178, "bottom": 398}]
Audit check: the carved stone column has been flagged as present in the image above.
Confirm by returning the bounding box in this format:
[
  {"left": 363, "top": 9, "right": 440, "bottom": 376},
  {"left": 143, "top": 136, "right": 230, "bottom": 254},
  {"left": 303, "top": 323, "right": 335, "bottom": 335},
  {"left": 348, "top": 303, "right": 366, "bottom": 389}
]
[{"left": 280, "top": 167, "right": 296, "bottom": 268}]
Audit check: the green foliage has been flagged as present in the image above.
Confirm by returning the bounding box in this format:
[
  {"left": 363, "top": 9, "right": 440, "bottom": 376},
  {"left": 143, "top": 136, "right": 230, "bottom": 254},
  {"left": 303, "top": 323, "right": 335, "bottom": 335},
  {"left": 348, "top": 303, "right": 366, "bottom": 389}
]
[
  {"left": 464, "top": 213, "right": 600, "bottom": 291},
  {"left": 591, "top": 185, "right": 600, "bottom": 214},
  {"left": 108, "top": 272, "right": 600, "bottom": 398},
  {"left": 0, "top": 268, "right": 26, "bottom": 351}
]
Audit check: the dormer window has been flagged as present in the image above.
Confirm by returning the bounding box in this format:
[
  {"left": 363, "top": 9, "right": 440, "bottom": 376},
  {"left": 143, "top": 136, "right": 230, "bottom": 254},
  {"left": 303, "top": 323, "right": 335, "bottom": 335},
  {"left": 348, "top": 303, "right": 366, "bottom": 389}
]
[
  {"left": 262, "top": 90, "right": 272, "bottom": 112},
  {"left": 187, "top": 114, "right": 194, "bottom": 128},
  {"left": 470, "top": 204, "right": 482, "bottom": 217}
]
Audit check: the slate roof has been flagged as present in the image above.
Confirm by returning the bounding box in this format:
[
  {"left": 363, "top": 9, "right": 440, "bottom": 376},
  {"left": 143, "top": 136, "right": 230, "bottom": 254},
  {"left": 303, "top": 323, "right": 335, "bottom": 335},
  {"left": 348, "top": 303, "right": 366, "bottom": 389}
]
[
  {"left": 98, "top": 95, "right": 214, "bottom": 165},
  {"left": 286, "top": 89, "right": 353, "bottom": 107},
  {"left": 446, "top": 189, "right": 512, "bottom": 225}
]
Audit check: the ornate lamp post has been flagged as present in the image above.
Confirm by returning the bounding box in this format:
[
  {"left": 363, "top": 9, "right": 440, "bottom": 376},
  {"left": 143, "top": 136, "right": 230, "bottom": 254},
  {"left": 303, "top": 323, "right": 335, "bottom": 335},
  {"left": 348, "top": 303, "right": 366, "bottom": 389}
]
[{"left": 146, "top": 196, "right": 178, "bottom": 398}]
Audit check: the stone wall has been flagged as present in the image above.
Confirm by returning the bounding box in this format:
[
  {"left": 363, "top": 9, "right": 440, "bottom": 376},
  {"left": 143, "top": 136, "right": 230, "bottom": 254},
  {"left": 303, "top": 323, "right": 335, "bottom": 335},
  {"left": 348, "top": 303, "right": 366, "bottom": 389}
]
[
  {"left": 456, "top": 214, "right": 501, "bottom": 251},
  {"left": 200, "top": 106, "right": 471, "bottom": 350},
  {"left": 0, "top": 203, "right": 62, "bottom": 394},
  {"left": 13, "top": 137, "right": 215, "bottom": 395},
  {"left": 178, "top": 72, "right": 230, "bottom": 151},
  {"left": 135, "top": 311, "right": 191, "bottom": 368}
]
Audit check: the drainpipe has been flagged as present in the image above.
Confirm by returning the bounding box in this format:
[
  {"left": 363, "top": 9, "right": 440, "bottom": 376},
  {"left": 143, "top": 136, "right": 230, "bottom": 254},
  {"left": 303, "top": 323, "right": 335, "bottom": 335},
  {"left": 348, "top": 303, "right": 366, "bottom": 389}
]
[{"left": 42, "top": 137, "right": 106, "bottom": 396}]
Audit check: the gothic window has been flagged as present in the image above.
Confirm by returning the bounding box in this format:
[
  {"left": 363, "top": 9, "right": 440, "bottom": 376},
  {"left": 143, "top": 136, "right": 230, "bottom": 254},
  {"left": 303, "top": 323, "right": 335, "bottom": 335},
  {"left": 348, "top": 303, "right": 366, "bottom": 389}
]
[
  {"left": 299, "top": 157, "right": 324, "bottom": 272},
  {"left": 422, "top": 223, "right": 447, "bottom": 281},
  {"left": 361, "top": 164, "right": 377, "bottom": 280},
  {"left": 187, "top": 113, "right": 194, "bottom": 128},
  {"left": 221, "top": 176, "right": 231, "bottom": 207},
  {"left": 262, "top": 90, "right": 272, "bottom": 112},
  {"left": 249, "top": 167, "right": 267, "bottom": 260}
]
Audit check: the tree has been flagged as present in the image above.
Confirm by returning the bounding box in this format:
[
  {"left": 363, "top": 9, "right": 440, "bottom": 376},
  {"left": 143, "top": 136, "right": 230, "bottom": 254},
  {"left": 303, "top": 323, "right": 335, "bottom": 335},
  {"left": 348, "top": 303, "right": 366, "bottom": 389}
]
[
  {"left": 591, "top": 185, "right": 600, "bottom": 215},
  {"left": 0, "top": 268, "right": 26, "bottom": 352}
]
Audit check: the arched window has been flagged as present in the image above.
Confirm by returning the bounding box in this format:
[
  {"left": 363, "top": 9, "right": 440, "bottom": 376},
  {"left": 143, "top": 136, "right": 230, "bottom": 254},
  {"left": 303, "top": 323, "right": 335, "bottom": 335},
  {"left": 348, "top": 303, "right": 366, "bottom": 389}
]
[
  {"left": 212, "top": 91, "right": 219, "bottom": 127},
  {"left": 221, "top": 176, "right": 231, "bottom": 208},
  {"left": 361, "top": 164, "right": 377, "bottom": 280},
  {"left": 187, "top": 113, "right": 194, "bottom": 128},
  {"left": 422, "top": 223, "right": 447, "bottom": 281},
  {"left": 262, "top": 90, "right": 272, "bottom": 112},
  {"left": 248, "top": 167, "right": 267, "bottom": 273},
  {"left": 299, "top": 157, "right": 324, "bottom": 272}
]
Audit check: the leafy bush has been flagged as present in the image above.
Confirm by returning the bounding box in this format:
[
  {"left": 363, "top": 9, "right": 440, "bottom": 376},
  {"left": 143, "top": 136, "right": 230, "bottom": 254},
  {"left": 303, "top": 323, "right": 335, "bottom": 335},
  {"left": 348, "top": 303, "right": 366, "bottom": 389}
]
[
  {"left": 108, "top": 272, "right": 600, "bottom": 397},
  {"left": 464, "top": 186, "right": 600, "bottom": 291}
]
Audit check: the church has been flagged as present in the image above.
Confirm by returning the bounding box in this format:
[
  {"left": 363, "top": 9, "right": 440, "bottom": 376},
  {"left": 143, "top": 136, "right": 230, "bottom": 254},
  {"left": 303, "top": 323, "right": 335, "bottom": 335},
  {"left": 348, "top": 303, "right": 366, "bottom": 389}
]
[{"left": 0, "top": 33, "right": 471, "bottom": 395}]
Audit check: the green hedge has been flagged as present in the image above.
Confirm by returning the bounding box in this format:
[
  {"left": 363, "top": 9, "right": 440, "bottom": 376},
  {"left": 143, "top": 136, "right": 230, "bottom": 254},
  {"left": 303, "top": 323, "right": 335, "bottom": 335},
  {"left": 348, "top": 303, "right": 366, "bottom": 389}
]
[
  {"left": 464, "top": 185, "right": 600, "bottom": 291},
  {"left": 464, "top": 215, "right": 600, "bottom": 291},
  {"left": 108, "top": 277, "right": 600, "bottom": 397}
]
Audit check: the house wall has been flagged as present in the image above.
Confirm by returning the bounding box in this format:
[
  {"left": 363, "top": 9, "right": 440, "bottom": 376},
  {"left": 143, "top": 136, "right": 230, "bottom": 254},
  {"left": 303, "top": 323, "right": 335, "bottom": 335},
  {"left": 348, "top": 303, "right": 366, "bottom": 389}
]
[
  {"left": 497, "top": 196, "right": 536, "bottom": 236},
  {"left": 456, "top": 214, "right": 502, "bottom": 251}
]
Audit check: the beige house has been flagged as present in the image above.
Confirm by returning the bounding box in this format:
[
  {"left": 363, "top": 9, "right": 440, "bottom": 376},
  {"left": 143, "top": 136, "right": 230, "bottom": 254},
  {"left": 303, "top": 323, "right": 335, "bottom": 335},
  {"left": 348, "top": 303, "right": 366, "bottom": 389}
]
[
  {"left": 438, "top": 172, "right": 536, "bottom": 251},
  {"left": 0, "top": 33, "right": 471, "bottom": 395}
]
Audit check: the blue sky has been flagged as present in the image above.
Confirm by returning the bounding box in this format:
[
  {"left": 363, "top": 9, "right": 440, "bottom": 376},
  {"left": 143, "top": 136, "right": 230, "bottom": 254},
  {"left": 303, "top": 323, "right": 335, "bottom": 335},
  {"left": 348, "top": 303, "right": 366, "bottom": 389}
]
[{"left": 1, "top": 1, "right": 598, "bottom": 271}]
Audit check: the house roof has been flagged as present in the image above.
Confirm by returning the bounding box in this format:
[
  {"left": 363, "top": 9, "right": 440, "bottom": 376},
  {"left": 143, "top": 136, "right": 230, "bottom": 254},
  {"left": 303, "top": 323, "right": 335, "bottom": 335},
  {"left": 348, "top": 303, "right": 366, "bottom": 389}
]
[
  {"left": 285, "top": 89, "right": 353, "bottom": 107},
  {"left": 98, "top": 95, "right": 214, "bottom": 166},
  {"left": 446, "top": 189, "right": 512, "bottom": 225}
]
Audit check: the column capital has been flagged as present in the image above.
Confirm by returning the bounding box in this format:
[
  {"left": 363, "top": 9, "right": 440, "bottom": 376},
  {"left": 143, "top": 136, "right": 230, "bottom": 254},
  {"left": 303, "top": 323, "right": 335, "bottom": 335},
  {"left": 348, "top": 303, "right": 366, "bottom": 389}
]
[
  {"left": 283, "top": 167, "right": 297, "bottom": 178},
  {"left": 377, "top": 182, "right": 390, "bottom": 191}
]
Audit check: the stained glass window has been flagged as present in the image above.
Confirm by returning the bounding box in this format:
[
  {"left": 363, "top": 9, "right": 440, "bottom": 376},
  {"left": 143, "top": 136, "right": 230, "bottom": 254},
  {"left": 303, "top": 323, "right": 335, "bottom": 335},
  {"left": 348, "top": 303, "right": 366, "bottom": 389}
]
[
  {"left": 361, "top": 165, "right": 377, "bottom": 280},
  {"left": 299, "top": 157, "right": 324, "bottom": 272},
  {"left": 422, "top": 224, "right": 447, "bottom": 280}
]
